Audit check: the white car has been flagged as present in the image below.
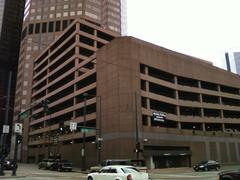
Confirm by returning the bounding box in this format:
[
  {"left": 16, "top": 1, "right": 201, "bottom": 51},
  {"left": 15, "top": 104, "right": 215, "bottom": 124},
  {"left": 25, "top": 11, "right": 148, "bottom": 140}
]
[{"left": 87, "top": 165, "right": 149, "bottom": 180}]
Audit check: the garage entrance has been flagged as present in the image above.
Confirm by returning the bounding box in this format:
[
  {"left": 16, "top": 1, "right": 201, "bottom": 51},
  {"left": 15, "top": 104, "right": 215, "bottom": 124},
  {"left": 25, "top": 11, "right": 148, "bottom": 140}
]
[{"left": 143, "top": 146, "right": 191, "bottom": 168}]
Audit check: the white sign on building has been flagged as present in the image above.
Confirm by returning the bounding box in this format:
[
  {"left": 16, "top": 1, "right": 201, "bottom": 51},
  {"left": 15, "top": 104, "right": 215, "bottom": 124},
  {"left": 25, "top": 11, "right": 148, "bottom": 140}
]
[
  {"left": 70, "top": 122, "right": 77, "bottom": 131},
  {"left": 14, "top": 123, "right": 23, "bottom": 133}
]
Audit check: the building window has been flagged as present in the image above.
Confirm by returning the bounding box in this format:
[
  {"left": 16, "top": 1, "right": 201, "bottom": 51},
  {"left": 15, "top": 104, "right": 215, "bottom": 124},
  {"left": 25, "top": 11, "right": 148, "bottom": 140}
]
[
  {"left": 56, "top": 13, "right": 61, "bottom": 18},
  {"left": 49, "top": 21, "right": 54, "bottom": 32},
  {"left": 42, "top": 23, "right": 47, "bottom": 33},
  {"left": 55, "top": 21, "right": 61, "bottom": 31},
  {"left": 26, "top": 55, "right": 31, "bottom": 60},
  {"left": 62, "top": 20, "right": 68, "bottom": 30},
  {"left": 23, "top": 81, "right": 28, "bottom": 86},
  {"left": 70, "top": 11, "right": 75, "bottom": 16},
  {"left": 25, "top": 63, "right": 30, "bottom": 68},
  {"left": 77, "top": 11, "right": 82, "bottom": 15},
  {"left": 22, "top": 90, "right": 27, "bottom": 95},
  {"left": 22, "top": 99, "right": 26, "bottom": 105},
  {"left": 28, "top": 24, "right": 34, "bottom": 34},
  {"left": 35, "top": 23, "right": 40, "bottom": 34},
  {"left": 63, "top": 12, "right": 68, "bottom": 17},
  {"left": 63, "top": 4, "right": 69, "bottom": 9}
]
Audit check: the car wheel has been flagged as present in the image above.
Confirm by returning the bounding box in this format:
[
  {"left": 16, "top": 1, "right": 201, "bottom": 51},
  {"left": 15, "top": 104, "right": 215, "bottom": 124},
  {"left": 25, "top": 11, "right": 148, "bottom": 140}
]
[
  {"left": 204, "top": 167, "right": 208, "bottom": 171},
  {"left": 216, "top": 166, "right": 220, "bottom": 171},
  {"left": 58, "top": 167, "right": 62, "bottom": 172},
  {"left": 87, "top": 177, "right": 93, "bottom": 180}
]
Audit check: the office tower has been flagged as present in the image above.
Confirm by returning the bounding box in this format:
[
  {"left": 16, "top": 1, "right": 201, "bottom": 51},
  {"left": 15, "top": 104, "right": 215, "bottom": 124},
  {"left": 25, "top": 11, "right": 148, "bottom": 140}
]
[
  {"left": 225, "top": 52, "right": 240, "bottom": 75},
  {"left": 0, "top": 0, "right": 25, "bottom": 156},
  {"left": 15, "top": 0, "right": 124, "bottom": 162}
]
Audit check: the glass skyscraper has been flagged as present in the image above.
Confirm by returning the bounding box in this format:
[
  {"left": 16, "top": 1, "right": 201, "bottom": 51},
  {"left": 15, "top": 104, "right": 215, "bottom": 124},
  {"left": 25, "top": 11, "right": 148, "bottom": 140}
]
[
  {"left": 0, "top": 0, "right": 25, "bottom": 155},
  {"left": 225, "top": 52, "right": 240, "bottom": 75}
]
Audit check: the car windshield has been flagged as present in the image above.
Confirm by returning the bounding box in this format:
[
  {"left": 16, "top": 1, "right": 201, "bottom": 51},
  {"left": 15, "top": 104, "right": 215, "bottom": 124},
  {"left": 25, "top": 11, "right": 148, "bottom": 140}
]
[{"left": 122, "top": 167, "right": 140, "bottom": 174}]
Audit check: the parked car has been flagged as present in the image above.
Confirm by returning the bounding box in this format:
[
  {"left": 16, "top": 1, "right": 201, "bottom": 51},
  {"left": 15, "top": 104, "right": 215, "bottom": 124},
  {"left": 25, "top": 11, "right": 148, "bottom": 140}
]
[
  {"left": 38, "top": 159, "right": 47, "bottom": 169},
  {"left": 193, "top": 160, "right": 220, "bottom": 171},
  {"left": 50, "top": 160, "right": 72, "bottom": 172},
  {"left": 218, "top": 170, "right": 240, "bottom": 180},
  {"left": 4, "top": 159, "right": 17, "bottom": 170},
  {"left": 90, "top": 159, "right": 147, "bottom": 173},
  {"left": 38, "top": 159, "right": 57, "bottom": 169},
  {"left": 87, "top": 165, "right": 149, "bottom": 180}
]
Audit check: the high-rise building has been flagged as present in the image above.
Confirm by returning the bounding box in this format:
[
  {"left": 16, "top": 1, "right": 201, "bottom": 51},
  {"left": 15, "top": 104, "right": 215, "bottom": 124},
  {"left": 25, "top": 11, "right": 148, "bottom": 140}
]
[
  {"left": 14, "top": 0, "right": 124, "bottom": 162},
  {"left": 0, "top": 0, "right": 25, "bottom": 155},
  {"left": 224, "top": 52, "right": 240, "bottom": 75}
]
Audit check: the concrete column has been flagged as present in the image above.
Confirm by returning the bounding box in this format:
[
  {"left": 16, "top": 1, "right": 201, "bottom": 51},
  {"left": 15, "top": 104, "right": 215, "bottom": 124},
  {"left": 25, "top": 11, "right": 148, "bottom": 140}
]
[
  {"left": 202, "top": 123, "right": 206, "bottom": 131},
  {"left": 145, "top": 66, "right": 149, "bottom": 75},
  {"left": 205, "top": 141, "right": 210, "bottom": 160},
  {"left": 236, "top": 142, "right": 240, "bottom": 162},
  {"left": 226, "top": 142, "right": 231, "bottom": 162},
  {"left": 216, "top": 142, "right": 221, "bottom": 162},
  {"left": 146, "top": 79, "right": 149, "bottom": 91},
  {"left": 146, "top": 156, "right": 155, "bottom": 169},
  {"left": 222, "top": 124, "right": 226, "bottom": 132}
]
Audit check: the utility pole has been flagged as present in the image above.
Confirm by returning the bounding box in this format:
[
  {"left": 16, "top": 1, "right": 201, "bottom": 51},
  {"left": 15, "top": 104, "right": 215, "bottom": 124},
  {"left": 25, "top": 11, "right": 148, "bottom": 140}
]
[{"left": 0, "top": 71, "right": 12, "bottom": 176}]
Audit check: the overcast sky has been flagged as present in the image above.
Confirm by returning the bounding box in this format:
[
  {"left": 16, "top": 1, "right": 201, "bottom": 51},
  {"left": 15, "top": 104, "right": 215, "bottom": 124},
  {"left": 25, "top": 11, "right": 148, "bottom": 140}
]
[{"left": 127, "top": 0, "right": 240, "bottom": 69}]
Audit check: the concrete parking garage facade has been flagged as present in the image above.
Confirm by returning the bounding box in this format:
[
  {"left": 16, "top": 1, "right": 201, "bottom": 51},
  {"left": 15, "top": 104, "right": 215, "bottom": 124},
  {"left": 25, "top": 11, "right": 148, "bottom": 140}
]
[{"left": 27, "top": 26, "right": 240, "bottom": 169}]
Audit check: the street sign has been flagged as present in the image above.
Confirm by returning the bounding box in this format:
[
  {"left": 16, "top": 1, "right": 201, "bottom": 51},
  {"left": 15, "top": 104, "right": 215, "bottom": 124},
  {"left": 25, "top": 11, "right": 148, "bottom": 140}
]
[
  {"left": 14, "top": 123, "right": 23, "bottom": 133},
  {"left": 19, "top": 110, "right": 29, "bottom": 120},
  {"left": 81, "top": 127, "right": 93, "bottom": 133},
  {"left": 70, "top": 122, "right": 77, "bottom": 131},
  {"left": 2, "top": 125, "right": 9, "bottom": 134},
  {"left": 153, "top": 112, "right": 166, "bottom": 122}
]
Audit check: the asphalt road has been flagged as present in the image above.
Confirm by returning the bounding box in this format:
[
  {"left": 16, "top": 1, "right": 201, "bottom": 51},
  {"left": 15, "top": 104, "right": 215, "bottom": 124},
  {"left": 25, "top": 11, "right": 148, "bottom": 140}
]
[{"left": 0, "top": 163, "right": 239, "bottom": 180}]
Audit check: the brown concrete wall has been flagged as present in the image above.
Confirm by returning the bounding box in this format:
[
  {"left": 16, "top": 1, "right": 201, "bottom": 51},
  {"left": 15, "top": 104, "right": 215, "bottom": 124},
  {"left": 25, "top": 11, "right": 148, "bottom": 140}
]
[{"left": 96, "top": 36, "right": 240, "bottom": 168}]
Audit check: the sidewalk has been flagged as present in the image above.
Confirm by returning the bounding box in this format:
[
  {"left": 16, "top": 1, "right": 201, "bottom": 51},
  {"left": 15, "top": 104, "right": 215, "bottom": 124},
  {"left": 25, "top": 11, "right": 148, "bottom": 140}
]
[{"left": 148, "top": 167, "right": 193, "bottom": 174}]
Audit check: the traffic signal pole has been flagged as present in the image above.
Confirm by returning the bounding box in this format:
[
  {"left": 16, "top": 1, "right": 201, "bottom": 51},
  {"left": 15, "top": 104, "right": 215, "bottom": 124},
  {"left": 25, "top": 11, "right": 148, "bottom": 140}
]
[
  {"left": 82, "top": 93, "right": 87, "bottom": 171},
  {"left": 0, "top": 71, "right": 12, "bottom": 176}
]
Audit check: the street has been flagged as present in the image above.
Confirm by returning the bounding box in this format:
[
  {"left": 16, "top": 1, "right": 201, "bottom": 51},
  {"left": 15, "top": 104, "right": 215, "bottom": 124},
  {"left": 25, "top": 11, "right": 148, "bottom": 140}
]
[{"left": 0, "top": 163, "right": 240, "bottom": 180}]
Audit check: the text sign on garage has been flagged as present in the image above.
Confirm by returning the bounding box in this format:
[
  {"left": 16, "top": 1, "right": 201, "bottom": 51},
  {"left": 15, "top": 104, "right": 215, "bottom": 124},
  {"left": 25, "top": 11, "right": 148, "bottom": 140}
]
[{"left": 153, "top": 112, "right": 166, "bottom": 122}]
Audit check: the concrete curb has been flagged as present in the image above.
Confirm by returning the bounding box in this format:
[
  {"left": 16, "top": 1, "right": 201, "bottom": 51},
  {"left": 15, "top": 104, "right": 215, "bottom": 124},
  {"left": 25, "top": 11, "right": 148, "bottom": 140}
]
[{"left": 0, "top": 176, "right": 26, "bottom": 179}]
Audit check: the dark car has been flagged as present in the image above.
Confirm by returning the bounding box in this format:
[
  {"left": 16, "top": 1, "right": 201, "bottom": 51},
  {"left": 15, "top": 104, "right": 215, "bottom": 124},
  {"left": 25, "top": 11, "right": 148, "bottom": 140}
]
[
  {"left": 38, "top": 159, "right": 57, "bottom": 169},
  {"left": 193, "top": 160, "right": 220, "bottom": 171},
  {"left": 4, "top": 160, "right": 17, "bottom": 170},
  {"left": 50, "top": 160, "right": 72, "bottom": 172},
  {"left": 38, "top": 159, "right": 48, "bottom": 169},
  {"left": 218, "top": 170, "right": 240, "bottom": 180}
]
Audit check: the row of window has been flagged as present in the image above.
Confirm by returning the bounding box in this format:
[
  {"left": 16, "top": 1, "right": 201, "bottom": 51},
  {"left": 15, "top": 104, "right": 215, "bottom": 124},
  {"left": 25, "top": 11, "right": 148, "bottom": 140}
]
[
  {"left": 140, "top": 64, "right": 240, "bottom": 95},
  {"left": 21, "top": 19, "right": 74, "bottom": 40}
]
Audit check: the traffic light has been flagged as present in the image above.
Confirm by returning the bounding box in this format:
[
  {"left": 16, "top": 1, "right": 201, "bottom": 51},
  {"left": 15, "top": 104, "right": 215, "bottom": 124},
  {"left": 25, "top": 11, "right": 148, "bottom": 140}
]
[
  {"left": 41, "top": 99, "right": 50, "bottom": 113},
  {"left": 59, "top": 122, "right": 64, "bottom": 135},
  {"left": 134, "top": 142, "right": 143, "bottom": 153},
  {"left": 16, "top": 134, "right": 22, "bottom": 144}
]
